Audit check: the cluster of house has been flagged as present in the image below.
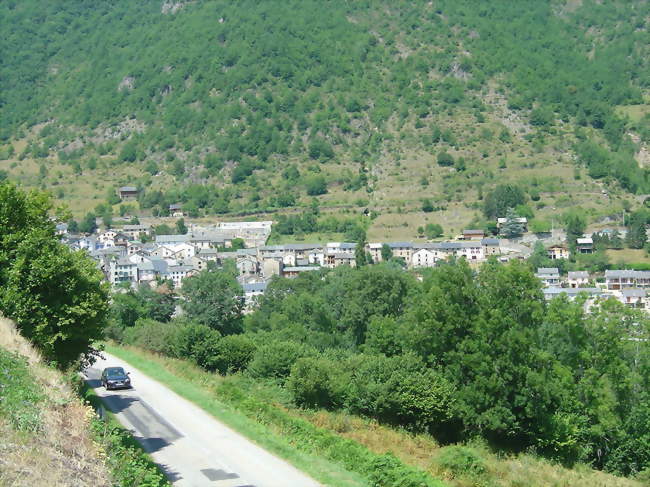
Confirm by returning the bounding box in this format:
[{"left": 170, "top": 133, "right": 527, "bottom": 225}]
[
  {"left": 60, "top": 223, "right": 514, "bottom": 309},
  {"left": 546, "top": 237, "right": 594, "bottom": 260},
  {"left": 62, "top": 216, "right": 648, "bottom": 313},
  {"left": 257, "top": 236, "right": 502, "bottom": 277},
  {"left": 535, "top": 268, "right": 650, "bottom": 312},
  {"left": 63, "top": 221, "right": 271, "bottom": 296}
]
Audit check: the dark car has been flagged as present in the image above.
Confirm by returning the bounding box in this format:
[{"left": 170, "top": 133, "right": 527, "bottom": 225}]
[{"left": 101, "top": 366, "right": 132, "bottom": 390}]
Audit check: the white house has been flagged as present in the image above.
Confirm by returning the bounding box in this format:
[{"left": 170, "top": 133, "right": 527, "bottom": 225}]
[
  {"left": 567, "top": 271, "right": 590, "bottom": 288},
  {"left": 164, "top": 265, "right": 195, "bottom": 288},
  {"left": 542, "top": 287, "right": 605, "bottom": 313},
  {"left": 109, "top": 257, "right": 138, "bottom": 286},
  {"left": 121, "top": 224, "right": 151, "bottom": 240},
  {"left": 151, "top": 245, "right": 178, "bottom": 259},
  {"left": 576, "top": 237, "right": 594, "bottom": 254},
  {"left": 242, "top": 281, "right": 268, "bottom": 311},
  {"left": 127, "top": 241, "right": 143, "bottom": 256},
  {"left": 198, "top": 248, "right": 220, "bottom": 262},
  {"left": 605, "top": 270, "right": 650, "bottom": 290},
  {"left": 387, "top": 242, "right": 414, "bottom": 261},
  {"left": 136, "top": 258, "right": 169, "bottom": 284},
  {"left": 98, "top": 230, "right": 118, "bottom": 247},
  {"left": 367, "top": 243, "right": 383, "bottom": 262},
  {"left": 536, "top": 267, "right": 560, "bottom": 287},
  {"left": 170, "top": 242, "right": 196, "bottom": 260},
  {"left": 618, "top": 289, "right": 647, "bottom": 309},
  {"left": 219, "top": 221, "right": 273, "bottom": 231},
  {"left": 326, "top": 242, "right": 356, "bottom": 255},
  {"left": 237, "top": 255, "right": 260, "bottom": 276},
  {"left": 412, "top": 244, "right": 438, "bottom": 268},
  {"left": 457, "top": 241, "right": 484, "bottom": 261},
  {"left": 155, "top": 234, "right": 190, "bottom": 247}
]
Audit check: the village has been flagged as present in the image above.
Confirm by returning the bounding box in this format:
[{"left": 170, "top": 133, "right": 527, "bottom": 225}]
[{"left": 55, "top": 212, "right": 650, "bottom": 314}]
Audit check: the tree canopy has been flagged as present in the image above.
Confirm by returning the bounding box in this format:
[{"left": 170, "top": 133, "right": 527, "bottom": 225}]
[
  {"left": 0, "top": 183, "right": 109, "bottom": 367},
  {"left": 181, "top": 269, "right": 244, "bottom": 335}
]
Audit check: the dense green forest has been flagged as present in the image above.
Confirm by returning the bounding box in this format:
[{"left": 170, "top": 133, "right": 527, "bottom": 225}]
[
  {"left": 110, "top": 260, "right": 650, "bottom": 481},
  {"left": 1, "top": 0, "right": 648, "bottom": 232}
]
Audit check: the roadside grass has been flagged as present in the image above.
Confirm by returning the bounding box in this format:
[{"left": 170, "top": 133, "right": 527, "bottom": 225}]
[
  {"left": 106, "top": 344, "right": 445, "bottom": 487},
  {"left": 77, "top": 381, "right": 171, "bottom": 487},
  {"left": 306, "top": 410, "right": 640, "bottom": 487},
  {"left": 107, "top": 343, "right": 642, "bottom": 487}
]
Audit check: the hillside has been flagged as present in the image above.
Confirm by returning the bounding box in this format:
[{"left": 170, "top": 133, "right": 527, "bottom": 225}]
[
  {"left": 1, "top": 0, "right": 649, "bottom": 239},
  {"left": 0, "top": 318, "right": 111, "bottom": 486},
  {"left": 0, "top": 318, "right": 170, "bottom": 487}
]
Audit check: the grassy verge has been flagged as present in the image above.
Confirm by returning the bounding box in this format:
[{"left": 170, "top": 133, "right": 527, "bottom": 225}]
[
  {"left": 77, "top": 381, "right": 171, "bottom": 487},
  {"left": 106, "top": 343, "right": 446, "bottom": 487}
]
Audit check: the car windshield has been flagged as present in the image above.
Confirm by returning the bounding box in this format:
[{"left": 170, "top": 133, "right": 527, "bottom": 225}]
[{"left": 105, "top": 367, "right": 126, "bottom": 378}]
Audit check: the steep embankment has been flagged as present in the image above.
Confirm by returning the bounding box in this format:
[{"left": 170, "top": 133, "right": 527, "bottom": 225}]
[{"left": 0, "top": 318, "right": 110, "bottom": 486}]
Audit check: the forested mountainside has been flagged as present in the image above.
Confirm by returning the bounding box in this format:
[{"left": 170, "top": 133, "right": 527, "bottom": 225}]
[{"left": 1, "top": 0, "right": 649, "bottom": 237}]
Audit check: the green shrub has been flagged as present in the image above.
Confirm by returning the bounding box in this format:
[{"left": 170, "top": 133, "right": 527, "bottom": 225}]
[
  {"left": 287, "top": 355, "right": 349, "bottom": 409},
  {"left": 436, "top": 445, "right": 486, "bottom": 479},
  {"left": 189, "top": 330, "right": 223, "bottom": 371},
  {"left": 208, "top": 371, "right": 446, "bottom": 487},
  {"left": 168, "top": 323, "right": 218, "bottom": 359},
  {"left": 367, "top": 453, "right": 443, "bottom": 487},
  {"left": 248, "top": 340, "right": 315, "bottom": 380},
  {"left": 437, "top": 151, "right": 454, "bottom": 167},
  {"left": 123, "top": 318, "right": 179, "bottom": 356},
  {"left": 207, "top": 334, "right": 257, "bottom": 374},
  {"left": 345, "top": 353, "right": 456, "bottom": 432},
  {"left": 381, "top": 367, "right": 456, "bottom": 432},
  {"left": 90, "top": 420, "right": 169, "bottom": 487}
]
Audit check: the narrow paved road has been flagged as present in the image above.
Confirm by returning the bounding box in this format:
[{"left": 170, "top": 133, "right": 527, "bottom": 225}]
[{"left": 85, "top": 353, "right": 321, "bottom": 487}]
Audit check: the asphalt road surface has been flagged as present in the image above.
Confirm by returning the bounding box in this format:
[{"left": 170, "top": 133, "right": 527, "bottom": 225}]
[{"left": 85, "top": 353, "right": 321, "bottom": 487}]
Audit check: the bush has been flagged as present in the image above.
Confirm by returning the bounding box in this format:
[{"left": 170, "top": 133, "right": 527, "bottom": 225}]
[
  {"left": 123, "top": 319, "right": 179, "bottom": 356},
  {"left": 207, "top": 334, "right": 257, "bottom": 374},
  {"left": 248, "top": 340, "right": 315, "bottom": 380},
  {"left": 287, "top": 355, "right": 349, "bottom": 409},
  {"left": 368, "top": 454, "right": 442, "bottom": 487},
  {"left": 168, "top": 323, "right": 220, "bottom": 360},
  {"left": 436, "top": 445, "right": 486, "bottom": 479},
  {"left": 305, "top": 175, "right": 327, "bottom": 196},
  {"left": 188, "top": 331, "right": 222, "bottom": 371},
  {"left": 437, "top": 151, "right": 454, "bottom": 166},
  {"left": 382, "top": 367, "right": 456, "bottom": 432},
  {"left": 345, "top": 354, "right": 456, "bottom": 432},
  {"left": 425, "top": 223, "right": 444, "bottom": 239}
]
